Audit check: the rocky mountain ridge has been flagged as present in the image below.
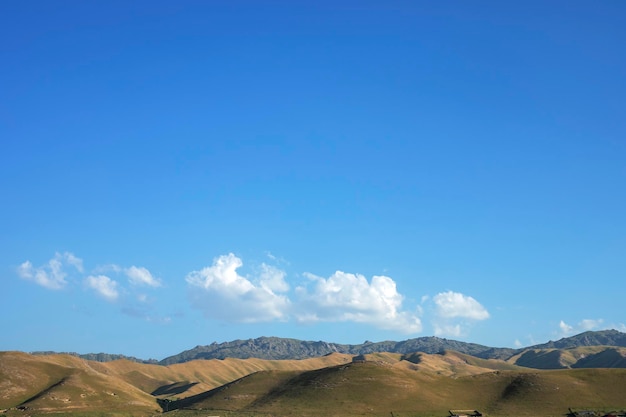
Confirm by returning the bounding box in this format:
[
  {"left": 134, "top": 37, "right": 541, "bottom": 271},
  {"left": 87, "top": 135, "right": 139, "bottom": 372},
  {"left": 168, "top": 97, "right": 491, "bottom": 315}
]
[
  {"left": 30, "top": 329, "right": 626, "bottom": 365},
  {"left": 159, "top": 329, "right": 626, "bottom": 364}
]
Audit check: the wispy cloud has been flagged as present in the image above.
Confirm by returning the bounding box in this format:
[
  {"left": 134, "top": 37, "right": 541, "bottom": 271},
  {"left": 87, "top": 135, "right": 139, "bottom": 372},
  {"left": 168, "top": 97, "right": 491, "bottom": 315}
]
[
  {"left": 85, "top": 275, "right": 119, "bottom": 302},
  {"left": 126, "top": 266, "right": 161, "bottom": 287},
  {"left": 295, "top": 271, "right": 422, "bottom": 333},
  {"left": 186, "top": 253, "right": 291, "bottom": 322},
  {"left": 16, "top": 252, "right": 83, "bottom": 290},
  {"left": 16, "top": 251, "right": 164, "bottom": 319},
  {"left": 558, "top": 318, "right": 604, "bottom": 337}
]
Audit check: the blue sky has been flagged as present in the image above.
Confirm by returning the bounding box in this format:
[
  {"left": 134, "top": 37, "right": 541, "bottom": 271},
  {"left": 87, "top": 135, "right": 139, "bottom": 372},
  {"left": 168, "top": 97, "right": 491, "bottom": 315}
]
[{"left": 2, "top": 1, "right": 625, "bottom": 360}]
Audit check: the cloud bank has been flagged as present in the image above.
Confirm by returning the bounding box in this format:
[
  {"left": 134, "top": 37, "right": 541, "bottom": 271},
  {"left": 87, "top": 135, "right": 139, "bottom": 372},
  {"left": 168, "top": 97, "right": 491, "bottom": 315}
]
[
  {"left": 17, "top": 251, "right": 492, "bottom": 337},
  {"left": 185, "top": 254, "right": 428, "bottom": 334}
]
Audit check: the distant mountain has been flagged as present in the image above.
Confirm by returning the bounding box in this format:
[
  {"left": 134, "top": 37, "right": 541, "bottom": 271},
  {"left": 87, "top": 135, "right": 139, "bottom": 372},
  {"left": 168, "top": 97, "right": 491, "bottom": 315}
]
[
  {"left": 28, "top": 329, "right": 626, "bottom": 366},
  {"left": 160, "top": 330, "right": 626, "bottom": 365},
  {"left": 529, "top": 329, "right": 626, "bottom": 349},
  {"left": 30, "top": 350, "right": 159, "bottom": 364},
  {"left": 158, "top": 335, "right": 517, "bottom": 365}
]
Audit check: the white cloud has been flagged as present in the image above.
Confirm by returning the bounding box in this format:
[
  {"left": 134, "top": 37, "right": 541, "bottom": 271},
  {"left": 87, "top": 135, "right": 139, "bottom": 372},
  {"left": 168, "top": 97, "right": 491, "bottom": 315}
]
[
  {"left": 186, "top": 253, "right": 290, "bottom": 322},
  {"left": 429, "top": 291, "right": 489, "bottom": 338},
  {"left": 433, "top": 291, "right": 490, "bottom": 320},
  {"left": 17, "top": 252, "right": 83, "bottom": 290},
  {"left": 579, "top": 318, "right": 603, "bottom": 331},
  {"left": 514, "top": 339, "right": 523, "bottom": 348},
  {"left": 126, "top": 266, "right": 161, "bottom": 287},
  {"left": 559, "top": 318, "right": 603, "bottom": 336},
  {"left": 92, "top": 264, "right": 122, "bottom": 274},
  {"left": 560, "top": 320, "right": 573, "bottom": 334},
  {"left": 64, "top": 252, "right": 84, "bottom": 273},
  {"left": 85, "top": 275, "right": 119, "bottom": 302},
  {"left": 295, "top": 270, "right": 422, "bottom": 333},
  {"left": 259, "top": 263, "right": 289, "bottom": 292}
]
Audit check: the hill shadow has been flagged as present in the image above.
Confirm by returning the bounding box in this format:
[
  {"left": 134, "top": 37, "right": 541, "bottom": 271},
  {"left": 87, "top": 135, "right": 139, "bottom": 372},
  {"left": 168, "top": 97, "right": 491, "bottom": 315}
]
[{"left": 151, "top": 381, "right": 198, "bottom": 396}]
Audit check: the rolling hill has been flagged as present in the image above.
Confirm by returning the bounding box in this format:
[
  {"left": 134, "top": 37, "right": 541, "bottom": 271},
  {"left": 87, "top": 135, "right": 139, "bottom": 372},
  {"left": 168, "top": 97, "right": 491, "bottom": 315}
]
[
  {"left": 0, "top": 350, "right": 353, "bottom": 416},
  {"left": 168, "top": 361, "right": 626, "bottom": 417},
  {"left": 3, "top": 330, "right": 626, "bottom": 416}
]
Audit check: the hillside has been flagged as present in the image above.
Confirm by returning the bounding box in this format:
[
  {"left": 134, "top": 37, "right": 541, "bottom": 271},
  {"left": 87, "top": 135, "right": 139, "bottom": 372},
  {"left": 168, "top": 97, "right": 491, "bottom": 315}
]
[
  {"left": 0, "top": 350, "right": 353, "bottom": 415},
  {"left": 162, "top": 361, "right": 626, "bottom": 417},
  {"left": 508, "top": 346, "right": 626, "bottom": 369},
  {"left": 3, "top": 347, "right": 626, "bottom": 416}
]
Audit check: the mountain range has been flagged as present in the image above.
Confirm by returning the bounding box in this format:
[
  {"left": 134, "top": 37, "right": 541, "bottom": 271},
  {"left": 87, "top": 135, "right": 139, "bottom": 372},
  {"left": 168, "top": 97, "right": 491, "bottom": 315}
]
[{"left": 32, "top": 329, "right": 626, "bottom": 365}]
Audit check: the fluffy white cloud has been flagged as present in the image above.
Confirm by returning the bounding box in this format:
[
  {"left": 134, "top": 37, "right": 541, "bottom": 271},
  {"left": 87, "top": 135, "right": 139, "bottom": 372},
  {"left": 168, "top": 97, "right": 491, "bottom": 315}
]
[
  {"left": 295, "top": 271, "right": 422, "bottom": 333},
  {"left": 259, "top": 263, "right": 289, "bottom": 292},
  {"left": 430, "top": 291, "right": 489, "bottom": 338},
  {"left": 126, "top": 266, "right": 161, "bottom": 287},
  {"left": 85, "top": 275, "right": 119, "bottom": 302},
  {"left": 186, "top": 253, "right": 290, "bottom": 322},
  {"left": 17, "top": 252, "right": 83, "bottom": 290},
  {"left": 433, "top": 291, "right": 490, "bottom": 320}
]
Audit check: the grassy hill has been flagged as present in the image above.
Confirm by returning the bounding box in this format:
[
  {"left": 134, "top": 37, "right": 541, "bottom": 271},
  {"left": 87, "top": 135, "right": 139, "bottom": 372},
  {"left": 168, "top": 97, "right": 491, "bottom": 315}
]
[
  {"left": 0, "top": 350, "right": 352, "bottom": 416},
  {"left": 167, "top": 361, "right": 626, "bottom": 417},
  {"left": 2, "top": 348, "right": 625, "bottom": 416}
]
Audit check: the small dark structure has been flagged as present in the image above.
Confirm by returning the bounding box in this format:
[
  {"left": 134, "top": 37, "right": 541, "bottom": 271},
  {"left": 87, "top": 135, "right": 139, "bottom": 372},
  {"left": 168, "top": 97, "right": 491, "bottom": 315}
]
[{"left": 449, "top": 410, "right": 482, "bottom": 417}]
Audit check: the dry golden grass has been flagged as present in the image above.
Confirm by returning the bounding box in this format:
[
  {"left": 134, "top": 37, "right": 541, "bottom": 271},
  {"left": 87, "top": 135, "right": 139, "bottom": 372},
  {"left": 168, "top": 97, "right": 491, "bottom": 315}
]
[
  {"left": 0, "top": 350, "right": 352, "bottom": 415},
  {"left": 2, "top": 350, "right": 625, "bottom": 417}
]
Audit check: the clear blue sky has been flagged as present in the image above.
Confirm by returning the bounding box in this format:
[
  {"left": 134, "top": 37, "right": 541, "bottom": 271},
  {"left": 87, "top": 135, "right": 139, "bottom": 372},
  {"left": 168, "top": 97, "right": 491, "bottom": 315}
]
[{"left": 2, "top": 1, "right": 625, "bottom": 360}]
